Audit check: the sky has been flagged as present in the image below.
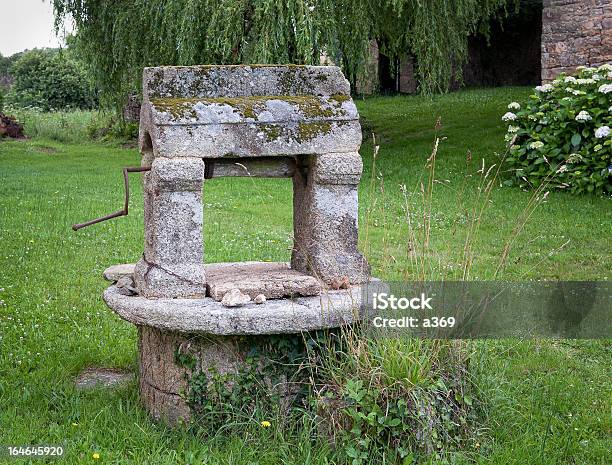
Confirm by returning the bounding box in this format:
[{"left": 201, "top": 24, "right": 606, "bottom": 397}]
[{"left": 0, "top": 0, "right": 74, "bottom": 56}]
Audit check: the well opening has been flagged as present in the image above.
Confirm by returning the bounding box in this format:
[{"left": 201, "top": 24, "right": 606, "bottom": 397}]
[{"left": 202, "top": 160, "right": 295, "bottom": 265}]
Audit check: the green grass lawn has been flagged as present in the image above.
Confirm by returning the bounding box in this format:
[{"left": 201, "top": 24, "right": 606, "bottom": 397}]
[{"left": 0, "top": 87, "right": 610, "bottom": 464}]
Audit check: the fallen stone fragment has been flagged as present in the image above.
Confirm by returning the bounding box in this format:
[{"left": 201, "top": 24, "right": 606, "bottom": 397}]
[
  {"left": 254, "top": 294, "right": 267, "bottom": 304},
  {"left": 103, "top": 263, "right": 136, "bottom": 282},
  {"left": 221, "top": 288, "right": 251, "bottom": 307},
  {"left": 116, "top": 276, "right": 138, "bottom": 296},
  {"left": 330, "top": 276, "right": 350, "bottom": 290}
]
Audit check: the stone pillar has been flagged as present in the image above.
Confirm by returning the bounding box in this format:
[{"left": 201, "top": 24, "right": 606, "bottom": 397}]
[
  {"left": 292, "top": 152, "right": 370, "bottom": 284},
  {"left": 134, "top": 157, "right": 206, "bottom": 298}
]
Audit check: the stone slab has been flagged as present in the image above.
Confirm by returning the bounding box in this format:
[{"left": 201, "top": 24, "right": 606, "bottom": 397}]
[
  {"left": 103, "top": 282, "right": 372, "bottom": 335},
  {"left": 143, "top": 119, "right": 362, "bottom": 158},
  {"left": 103, "top": 264, "right": 136, "bottom": 282},
  {"left": 205, "top": 261, "right": 321, "bottom": 301},
  {"left": 149, "top": 95, "right": 357, "bottom": 126},
  {"left": 103, "top": 262, "right": 322, "bottom": 300},
  {"left": 143, "top": 65, "right": 351, "bottom": 100}
]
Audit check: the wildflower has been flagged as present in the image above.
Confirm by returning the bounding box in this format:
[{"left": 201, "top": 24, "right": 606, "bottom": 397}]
[
  {"left": 71, "top": 422, "right": 79, "bottom": 426},
  {"left": 507, "top": 125, "right": 519, "bottom": 133},
  {"left": 93, "top": 453, "right": 100, "bottom": 460},
  {"left": 575, "top": 111, "right": 592, "bottom": 122},
  {"left": 261, "top": 420, "right": 271, "bottom": 428},
  {"left": 502, "top": 112, "right": 517, "bottom": 122},
  {"left": 529, "top": 141, "right": 544, "bottom": 150},
  {"left": 567, "top": 153, "right": 583, "bottom": 164},
  {"left": 595, "top": 126, "right": 610, "bottom": 138},
  {"left": 508, "top": 102, "right": 521, "bottom": 111},
  {"left": 598, "top": 84, "right": 612, "bottom": 94},
  {"left": 535, "top": 84, "right": 553, "bottom": 93},
  {"left": 557, "top": 165, "right": 568, "bottom": 174}
]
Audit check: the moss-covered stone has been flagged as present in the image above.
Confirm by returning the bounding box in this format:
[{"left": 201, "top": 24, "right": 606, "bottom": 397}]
[
  {"left": 150, "top": 95, "right": 348, "bottom": 121},
  {"left": 295, "top": 121, "right": 333, "bottom": 143}
]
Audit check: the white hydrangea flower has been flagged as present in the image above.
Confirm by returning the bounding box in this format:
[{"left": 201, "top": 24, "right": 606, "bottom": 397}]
[
  {"left": 575, "top": 111, "right": 592, "bottom": 122},
  {"left": 592, "top": 74, "right": 603, "bottom": 81},
  {"left": 508, "top": 102, "right": 521, "bottom": 111},
  {"left": 502, "top": 112, "right": 517, "bottom": 122},
  {"left": 608, "top": 105, "right": 612, "bottom": 113},
  {"left": 598, "top": 84, "right": 612, "bottom": 94},
  {"left": 576, "top": 78, "right": 595, "bottom": 85},
  {"left": 535, "top": 84, "right": 553, "bottom": 93},
  {"left": 507, "top": 125, "right": 520, "bottom": 133},
  {"left": 598, "top": 64, "right": 612, "bottom": 72},
  {"left": 528, "top": 114, "right": 538, "bottom": 121},
  {"left": 595, "top": 126, "right": 610, "bottom": 138},
  {"left": 564, "top": 76, "right": 577, "bottom": 83},
  {"left": 529, "top": 141, "right": 544, "bottom": 150},
  {"left": 565, "top": 87, "right": 585, "bottom": 96}
]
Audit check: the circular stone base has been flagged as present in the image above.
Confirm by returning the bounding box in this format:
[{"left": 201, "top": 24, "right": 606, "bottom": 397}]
[
  {"left": 104, "top": 283, "right": 368, "bottom": 335},
  {"left": 138, "top": 325, "right": 314, "bottom": 425},
  {"left": 104, "top": 279, "right": 376, "bottom": 424}
]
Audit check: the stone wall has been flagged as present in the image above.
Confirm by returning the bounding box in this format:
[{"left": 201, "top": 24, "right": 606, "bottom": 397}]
[{"left": 541, "top": 0, "right": 612, "bottom": 82}]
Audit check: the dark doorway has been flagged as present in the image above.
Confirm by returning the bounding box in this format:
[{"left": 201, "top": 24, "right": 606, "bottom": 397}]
[{"left": 462, "top": 1, "right": 543, "bottom": 87}]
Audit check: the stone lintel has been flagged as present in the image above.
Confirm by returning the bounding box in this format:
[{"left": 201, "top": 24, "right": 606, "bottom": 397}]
[{"left": 207, "top": 157, "right": 296, "bottom": 178}]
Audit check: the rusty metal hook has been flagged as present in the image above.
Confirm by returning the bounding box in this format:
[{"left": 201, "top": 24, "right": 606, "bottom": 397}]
[{"left": 72, "top": 166, "right": 151, "bottom": 231}]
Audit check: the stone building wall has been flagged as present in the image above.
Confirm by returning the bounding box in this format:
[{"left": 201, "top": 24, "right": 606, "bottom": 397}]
[{"left": 541, "top": 0, "right": 612, "bottom": 82}]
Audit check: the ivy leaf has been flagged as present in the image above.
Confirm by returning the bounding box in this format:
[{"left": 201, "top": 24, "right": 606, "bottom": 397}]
[{"left": 571, "top": 133, "right": 582, "bottom": 147}]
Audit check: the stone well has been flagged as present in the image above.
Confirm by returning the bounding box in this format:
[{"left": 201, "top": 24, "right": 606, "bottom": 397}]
[{"left": 101, "top": 65, "right": 373, "bottom": 424}]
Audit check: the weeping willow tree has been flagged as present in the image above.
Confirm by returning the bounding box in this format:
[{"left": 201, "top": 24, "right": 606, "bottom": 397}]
[{"left": 52, "top": 0, "right": 518, "bottom": 105}]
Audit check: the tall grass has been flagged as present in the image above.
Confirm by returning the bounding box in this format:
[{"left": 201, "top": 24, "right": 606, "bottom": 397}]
[{"left": 2, "top": 106, "right": 137, "bottom": 144}]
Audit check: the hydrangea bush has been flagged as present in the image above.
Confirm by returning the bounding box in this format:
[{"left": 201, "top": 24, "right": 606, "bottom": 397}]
[{"left": 503, "top": 64, "right": 612, "bottom": 195}]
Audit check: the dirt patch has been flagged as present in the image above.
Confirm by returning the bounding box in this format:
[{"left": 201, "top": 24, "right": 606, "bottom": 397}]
[
  {"left": 32, "top": 145, "right": 58, "bottom": 154},
  {"left": 74, "top": 367, "right": 134, "bottom": 390}
]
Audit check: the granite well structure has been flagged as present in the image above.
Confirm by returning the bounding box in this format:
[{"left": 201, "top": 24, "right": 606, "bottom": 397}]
[{"left": 100, "top": 65, "right": 372, "bottom": 424}]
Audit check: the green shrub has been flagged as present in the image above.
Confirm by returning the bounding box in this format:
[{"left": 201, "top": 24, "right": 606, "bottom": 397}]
[
  {"left": 0, "top": 86, "right": 4, "bottom": 112},
  {"left": 502, "top": 64, "right": 612, "bottom": 195},
  {"left": 7, "top": 48, "right": 97, "bottom": 111}
]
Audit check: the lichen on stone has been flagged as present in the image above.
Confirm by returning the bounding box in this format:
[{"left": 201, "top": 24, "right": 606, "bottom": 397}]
[{"left": 150, "top": 95, "right": 347, "bottom": 121}]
